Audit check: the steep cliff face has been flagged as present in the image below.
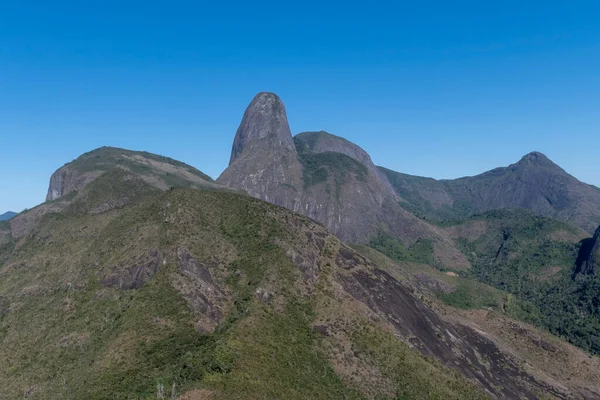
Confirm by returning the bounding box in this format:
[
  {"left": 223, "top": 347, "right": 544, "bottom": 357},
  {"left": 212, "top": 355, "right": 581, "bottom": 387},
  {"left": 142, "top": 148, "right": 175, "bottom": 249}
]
[
  {"left": 293, "top": 131, "right": 430, "bottom": 243},
  {"left": 575, "top": 225, "right": 600, "bottom": 276},
  {"left": 381, "top": 152, "right": 600, "bottom": 233},
  {"left": 217, "top": 92, "right": 304, "bottom": 210},
  {"left": 217, "top": 94, "right": 469, "bottom": 269}
]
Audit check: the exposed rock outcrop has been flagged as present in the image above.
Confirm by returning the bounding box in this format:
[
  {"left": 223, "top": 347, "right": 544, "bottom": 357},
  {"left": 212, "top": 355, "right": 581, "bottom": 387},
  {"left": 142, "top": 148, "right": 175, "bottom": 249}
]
[
  {"left": 217, "top": 92, "right": 304, "bottom": 210},
  {"left": 574, "top": 225, "right": 600, "bottom": 276}
]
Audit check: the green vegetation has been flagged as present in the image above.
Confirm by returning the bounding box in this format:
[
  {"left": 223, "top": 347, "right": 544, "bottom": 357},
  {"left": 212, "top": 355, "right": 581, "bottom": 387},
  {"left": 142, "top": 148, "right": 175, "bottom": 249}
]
[
  {"left": 68, "top": 168, "right": 160, "bottom": 215},
  {"left": 71, "top": 146, "right": 213, "bottom": 181},
  {"left": 456, "top": 210, "right": 579, "bottom": 294},
  {"left": 442, "top": 210, "right": 600, "bottom": 354},
  {"left": 369, "top": 233, "right": 437, "bottom": 266},
  {"left": 55, "top": 146, "right": 216, "bottom": 194},
  {"left": 379, "top": 167, "right": 478, "bottom": 223},
  {"left": 0, "top": 180, "right": 489, "bottom": 399},
  {"left": 440, "top": 280, "right": 505, "bottom": 310},
  {"left": 294, "top": 137, "right": 368, "bottom": 198},
  {"left": 351, "top": 324, "right": 487, "bottom": 400},
  {"left": 367, "top": 208, "right": 600, "bottom": 355}
]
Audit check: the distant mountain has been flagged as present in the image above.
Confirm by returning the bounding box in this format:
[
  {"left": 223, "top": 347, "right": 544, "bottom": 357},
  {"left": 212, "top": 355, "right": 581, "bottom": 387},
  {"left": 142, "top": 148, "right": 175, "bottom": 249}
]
[
  {"left": 0, "top": 211, "right": 16, "bottom": 221},
  {"left": 380, "top": 152, "right": 600, "bottom": 234},
  {"left": 217, "top": 93, "right": 469, "bottom": 269}
]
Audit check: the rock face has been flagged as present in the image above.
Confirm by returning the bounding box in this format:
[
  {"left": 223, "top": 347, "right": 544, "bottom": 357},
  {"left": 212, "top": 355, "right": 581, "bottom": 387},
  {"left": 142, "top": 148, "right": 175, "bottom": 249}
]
[
  {"left": 217, "top": 94, "right": 469, "bottom": 269},
  {"left": 228, "top": 92, "right": 297, "bottom": 164},
  {"left": 381, "top": 152, "right": 600, "bottom": 233},
  {"left": 217, "top": 92, "right": 304, "bottom": 210},
  {"left": 574, "top": 225, "right": 600, "bottom": 276}
]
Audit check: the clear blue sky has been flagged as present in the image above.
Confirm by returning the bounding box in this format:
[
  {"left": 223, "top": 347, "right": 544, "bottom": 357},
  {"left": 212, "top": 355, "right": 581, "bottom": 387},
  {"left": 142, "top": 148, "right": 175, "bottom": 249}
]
[{"left": 1, "top": 1, "right": 599, "bottom": 212}]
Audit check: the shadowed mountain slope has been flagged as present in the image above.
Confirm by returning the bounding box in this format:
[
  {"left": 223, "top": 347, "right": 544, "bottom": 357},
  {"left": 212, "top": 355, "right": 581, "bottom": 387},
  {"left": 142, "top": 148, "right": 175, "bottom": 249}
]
[{"left": 575, "top": 225, "right": 600, "bottom": 277}]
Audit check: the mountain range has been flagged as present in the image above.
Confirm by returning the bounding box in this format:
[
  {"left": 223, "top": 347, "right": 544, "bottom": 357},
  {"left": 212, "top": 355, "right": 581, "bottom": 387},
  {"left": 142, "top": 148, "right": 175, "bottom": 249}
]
[{"left": 1, "top": 92, "right": 599, "bottom": 399}]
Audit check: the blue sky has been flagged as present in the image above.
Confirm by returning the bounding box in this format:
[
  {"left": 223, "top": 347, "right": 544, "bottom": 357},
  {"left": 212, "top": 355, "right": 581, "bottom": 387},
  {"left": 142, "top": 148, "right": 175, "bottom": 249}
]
[{"left": 1, "top": 1, "right": 599, "bottom": 212}]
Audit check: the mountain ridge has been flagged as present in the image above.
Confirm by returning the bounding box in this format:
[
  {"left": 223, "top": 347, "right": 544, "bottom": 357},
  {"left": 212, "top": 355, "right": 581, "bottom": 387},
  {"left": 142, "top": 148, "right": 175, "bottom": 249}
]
[
  {"left": 379, "top": 151, "right": 600, "bottom": 233},
  {"left": 0, "top": 211, "right": 16, "bottom": 221}
]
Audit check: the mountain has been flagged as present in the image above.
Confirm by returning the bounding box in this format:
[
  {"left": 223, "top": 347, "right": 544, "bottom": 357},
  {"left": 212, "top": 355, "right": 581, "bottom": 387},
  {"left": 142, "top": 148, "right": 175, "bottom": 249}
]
[
  {"left": 8, "top": 147, "right": 229, "bottom": 241},
  {"left": 0, "top": 211, "right": 16, "bottom": 221},
  {"left": 217, "top": 92, "right": 304, "bottom": 210},
  {"left": 215, "top": 92, "right": 600, "bottom": 362},
  {"left": 217, "top": 93, "right": 469, "bottom": 269},
  {"left": 1, "top": 163, "right": 598, "bottom": 399},
  {"left": 46, "top": 146, "right": 221, "bottom": 202},
  {"left": 380, "top": 152, "right": 600, "bottom": 234}
]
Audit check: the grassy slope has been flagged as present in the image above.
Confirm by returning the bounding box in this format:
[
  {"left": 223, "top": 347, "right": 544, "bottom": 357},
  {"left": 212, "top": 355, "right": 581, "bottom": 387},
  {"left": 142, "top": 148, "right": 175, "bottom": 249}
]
[
  {"left": 0, "top": 180, "right": 485, "bottom": 399},
  {"left": 68, "top": 146, "right": 214, "bottom": 183}
]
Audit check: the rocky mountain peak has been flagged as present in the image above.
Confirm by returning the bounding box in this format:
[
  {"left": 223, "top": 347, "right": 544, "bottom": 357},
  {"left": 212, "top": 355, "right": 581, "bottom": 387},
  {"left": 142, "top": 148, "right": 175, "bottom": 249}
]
[
  {"left": 217, "top": 93, "right": 303, "bottom": 209},
  {"left": 516, "top": 151, "right": 557, "bottom": 168},
  {"left": 229, "top": 92, "right": 296, "bottom": 164}
]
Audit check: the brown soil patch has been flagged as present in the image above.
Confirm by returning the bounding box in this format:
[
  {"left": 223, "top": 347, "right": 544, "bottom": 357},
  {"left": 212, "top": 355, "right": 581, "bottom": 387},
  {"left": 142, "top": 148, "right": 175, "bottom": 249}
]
[{"left": 433, "top": 240, "right": 471, "bottom": 270}]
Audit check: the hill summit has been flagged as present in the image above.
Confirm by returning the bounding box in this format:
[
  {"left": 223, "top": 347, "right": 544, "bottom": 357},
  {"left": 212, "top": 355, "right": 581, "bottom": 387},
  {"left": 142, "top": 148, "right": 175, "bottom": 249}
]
[{"left": 0, "top": 211, "right": 16, "bottom": 221}]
